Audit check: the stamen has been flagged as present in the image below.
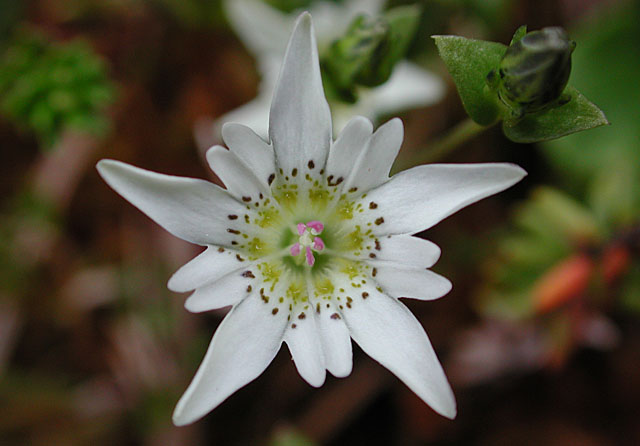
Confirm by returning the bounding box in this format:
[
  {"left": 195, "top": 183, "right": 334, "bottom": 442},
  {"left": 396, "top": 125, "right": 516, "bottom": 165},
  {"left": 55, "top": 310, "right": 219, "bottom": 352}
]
[
  {"left": 313, "top": 237, "right": 325, "bottom": 250},
  {"left": 290, "top": 242, "right": 301, "bottom": 256},
  {"left": 306, "top": 220, "right": 324, "bottom": 233},
  {"left": 305, "top": 246, "right": 315, "bottom": 266}
]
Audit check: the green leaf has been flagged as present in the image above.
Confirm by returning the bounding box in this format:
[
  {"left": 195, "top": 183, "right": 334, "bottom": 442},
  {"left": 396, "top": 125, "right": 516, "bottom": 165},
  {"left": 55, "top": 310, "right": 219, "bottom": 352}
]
[
  {"left": 502, "top": 86, "right": 608, "bottom": 143},
  {"left": 433, "top": 35, "right": 505, "bottom": 125},
  {"left": 588, "top": 159, "right": 640, "bottom": 229},
  {"left": 541, "top": 1, "right": 640, "bottom": 223},
  {"left": 528, "top": 187, "right": 601, "bottom": 242}
]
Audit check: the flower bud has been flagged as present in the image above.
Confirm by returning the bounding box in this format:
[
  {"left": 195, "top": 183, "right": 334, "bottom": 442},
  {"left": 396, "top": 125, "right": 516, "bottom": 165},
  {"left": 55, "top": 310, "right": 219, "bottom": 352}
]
[
  {"left": 321, "top": 15, "right": 389, "bottom": 102},
  {"left": 320, "top": 6, "right": 420, "bottom": 103},
  {"left": 487, "top": 27, "right": 576, "bottom": 119}
]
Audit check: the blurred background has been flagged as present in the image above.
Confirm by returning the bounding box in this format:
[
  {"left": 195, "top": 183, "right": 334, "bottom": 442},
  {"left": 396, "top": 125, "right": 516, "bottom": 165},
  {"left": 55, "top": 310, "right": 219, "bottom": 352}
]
[{"left": 1, "top": 0, "right": 639, "bottom": 444}]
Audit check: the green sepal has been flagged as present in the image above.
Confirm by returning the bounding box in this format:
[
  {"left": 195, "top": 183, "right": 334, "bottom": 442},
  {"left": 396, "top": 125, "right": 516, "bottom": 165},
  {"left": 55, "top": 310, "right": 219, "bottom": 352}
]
[
  {"left": 510, "top": 25, "right": 528, "bottom": 45},
  {"left": 502, "top": 86, "right": 609, "bottom": 143},
  {"left": 433, "top": 35, "right": 505, "bottom": 125}
]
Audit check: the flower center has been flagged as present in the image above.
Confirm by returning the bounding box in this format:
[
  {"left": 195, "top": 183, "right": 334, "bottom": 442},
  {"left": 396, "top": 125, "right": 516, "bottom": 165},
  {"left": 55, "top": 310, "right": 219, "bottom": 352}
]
[{"left": 289, "top": 220, "right": 325, "bottom": 266}]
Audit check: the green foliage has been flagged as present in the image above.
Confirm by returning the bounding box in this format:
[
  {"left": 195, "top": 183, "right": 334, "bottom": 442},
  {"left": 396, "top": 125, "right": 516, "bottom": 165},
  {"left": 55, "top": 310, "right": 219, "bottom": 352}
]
[
  {"left": 541, "top": 1, "right": 640, "bottom": 227},
  {"left": 0, "top": 190, "right": 59, "bottom": 294},
  {"left": 479, "top": 187, "right": 601, "bottom": 319},
  {"left": 321, "top": 5, "right": 421, "bottom": 103},
  {"left": 269, "top": 426, "right": 317, "bottom": 446},
  {"left": 0, "top": 28, "right": 116, "bottom": 148},
  {"left": 0, "top": 0, "right": 24, "bottom": 40},
  {"left": 434, "top": 27, "right": 608, "bottom": 142}
]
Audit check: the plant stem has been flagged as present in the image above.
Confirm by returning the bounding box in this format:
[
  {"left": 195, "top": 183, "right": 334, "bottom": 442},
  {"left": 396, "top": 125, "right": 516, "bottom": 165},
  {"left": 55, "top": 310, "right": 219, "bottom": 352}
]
[
  {"left": 390, "top": 118, "right": 492, "bottom": 174},
  {"left": 419, "top": 118, "right": 488, "bottom": 164}
]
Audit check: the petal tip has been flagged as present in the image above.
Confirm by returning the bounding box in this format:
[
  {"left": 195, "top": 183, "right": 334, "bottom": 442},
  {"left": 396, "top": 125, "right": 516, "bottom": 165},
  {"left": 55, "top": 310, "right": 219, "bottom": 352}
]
[
  {"left": 329, "top": 364, "right": 353, "bottom": 379},
  {"left": 441, "top": 404, "right": 457, "bottom": 420},
  {"left": 500, "top": 162, "right": 528, "bottom": 182},
  {"left": 167, "top": 275, "right": 184, "bottom": 293},
  {"left": 172, "top": 403, "right": 198, "bottom": 427},
  {"left": 183, "top": 294, "right": 201, "bottom": 313},
  {"left": 95, "top": 158, "right": 118, "bottom": 177},
  {"left": 295, "top": 10, "right": 312, "bottom": 23},
  {"left": 205, "top": 145, "right": 226, "bottom": 159},
  {"left": 290, "top": 12, "right": 314, "bottom": 47},
  {"left": 306, "top": 371, "right": 326, "bottom": 388},
  {"left": 439, "top": 277, "right": 453, "bottom": 297}
]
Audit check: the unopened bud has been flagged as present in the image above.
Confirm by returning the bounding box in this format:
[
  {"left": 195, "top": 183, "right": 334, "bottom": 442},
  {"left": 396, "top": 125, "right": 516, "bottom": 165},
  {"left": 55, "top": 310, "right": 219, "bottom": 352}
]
[
  {"left": 487, "top": 27, "right": 576, "bottom": 119},
  {"left": 321, "top": 15, "right": 389, "bottom": 102},
  {"left": 321, "top": 6, "right": 420, "bottom": 103}
]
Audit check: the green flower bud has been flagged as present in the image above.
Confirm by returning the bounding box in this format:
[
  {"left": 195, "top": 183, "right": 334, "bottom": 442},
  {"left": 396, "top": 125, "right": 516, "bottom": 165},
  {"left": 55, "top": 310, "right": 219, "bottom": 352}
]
[
  {"left": 487, "top": 27, "right": 576, "bottom": 120},
  {"left": 321, "top": 15, "right": 389, "bottom": 103},
  {"left": 321, "top": 5, "right": 420, "bottom": 103}
]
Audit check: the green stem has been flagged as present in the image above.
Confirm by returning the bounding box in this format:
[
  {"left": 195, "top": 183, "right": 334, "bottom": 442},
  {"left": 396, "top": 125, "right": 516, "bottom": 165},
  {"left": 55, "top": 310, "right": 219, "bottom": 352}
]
[
  {"left": 393, "top": 118, "right": 490, "bottom": 174},
  {"left": 418, "top": 118, "right": 488, "bottom": 164}
]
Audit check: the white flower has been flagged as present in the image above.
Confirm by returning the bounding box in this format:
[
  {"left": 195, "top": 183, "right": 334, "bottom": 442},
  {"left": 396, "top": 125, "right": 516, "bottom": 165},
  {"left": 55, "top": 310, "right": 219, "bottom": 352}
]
[
  {"left": 97, "top": 13, "right": 526, "bottom": 426},
  {"left": 209, "top": 0, "right": 444, "bottom": 138}
]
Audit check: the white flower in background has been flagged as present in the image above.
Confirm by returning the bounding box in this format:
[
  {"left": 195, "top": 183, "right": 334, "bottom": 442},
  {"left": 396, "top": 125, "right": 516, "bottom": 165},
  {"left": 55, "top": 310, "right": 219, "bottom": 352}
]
[
  {"left": 206, "top": 0, "right": 444, "bottom": 140},
  {"left": 98, "top": 14, "right": 526, "bottom": 426}
]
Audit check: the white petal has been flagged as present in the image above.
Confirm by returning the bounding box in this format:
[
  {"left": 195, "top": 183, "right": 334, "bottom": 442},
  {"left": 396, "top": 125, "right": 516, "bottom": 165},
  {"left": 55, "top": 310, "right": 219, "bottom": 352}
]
[
  {"left": 172, "top": 293, "right": 287, "bottom": 426},
  {"left": 343, "top": 0, "right": 385, "bottom": 16},
  {"left": 168, "top": 246, "right": 250, "bottom": 292},
  {"left": 373, "top": 266, "right": 452, "bottom": 301},
  {"left": 310, "top": 0, "right": 382, "bottom": 45},
  {"left": 325, "top": 116, "right": 373, "bottom": 190},
  {"left": 364, "top": 235, "right": 441, "bottom": 269},
  {"left": 184, "top": 270, "right": 254, "bottom": 312},
  {"left": 96, "top": 160, "right": 247, "bottom": 246},
  {"left": 205, "top": 146, "right": 271, "bottom": 200},
  {"left": 318, "top": 304, "right": 353, "bottom": 378},
  {"left": 368, "top": 62, "right": 445, "bottom": 115},
  {"left": 224, "top": 0, "right": 292, "bottom": 56},
  {"left": 221, "top": 122, "right": 275, "bottom": 185},
  {"left": 343, "top": 118, "right": 404, "bottom": 193},
  {"left": 269, "top": 13, "right": 332, "bottom": 174},
  {"left": 359, "top": 163, "right": 527, "bottom": 235},
  {"left": 342, "top": 288, "right": 456, "bottom": 419},
  {"left": 284, "top": 311, "right": 326, "bottom": 387}
]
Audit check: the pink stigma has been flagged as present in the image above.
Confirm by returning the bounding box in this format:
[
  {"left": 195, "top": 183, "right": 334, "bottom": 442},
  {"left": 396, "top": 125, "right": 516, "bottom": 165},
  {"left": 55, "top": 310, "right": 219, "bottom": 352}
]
[
  {"left": 313, "top": 237, "right": 325, "bottom": 250},
  {"left": 297, "top": 223, "right": 307, "bottom": 235}
]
